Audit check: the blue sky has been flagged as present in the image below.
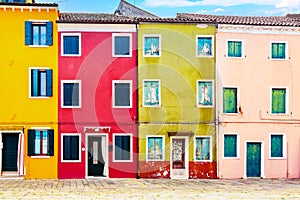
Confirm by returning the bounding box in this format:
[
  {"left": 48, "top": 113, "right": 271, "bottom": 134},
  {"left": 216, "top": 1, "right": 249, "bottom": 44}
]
[{"left": 36, "top": 0, "right": 300, "bottom": 17}]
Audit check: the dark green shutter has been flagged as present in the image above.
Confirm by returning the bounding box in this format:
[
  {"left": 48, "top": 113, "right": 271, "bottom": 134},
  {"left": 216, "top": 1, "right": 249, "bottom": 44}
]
[
  {"left": 46, "top": 69, "right": 53, "bottom": 97},
  {"left": 46, "top": 21, "right": 53, "bottom": 46},
  {"left": 47, "top": 129, "right": 54, "bottom": 156},
  {"left": 25, "top": 21, "right": 32, "bottom": 45},
  {"left": 28, "top": 129, "right": 35, "bottom": 156},
  {"left": 224, "top": 135, "right": 237, "bottom": 157},
  {"left": 271, "top": 135, "right": 283, "bottom": 157}
]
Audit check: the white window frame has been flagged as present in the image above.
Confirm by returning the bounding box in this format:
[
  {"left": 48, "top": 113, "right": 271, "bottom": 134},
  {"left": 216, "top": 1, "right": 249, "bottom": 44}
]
[
  {"left": 194, "top": 136, "right": 212, "bottom": 162},
  {"left": 270, "top": 87, "right": 289, "bottom": 115},
  {"left": 113, "top": 133, "right": 133, "bottom": 162},
  {"left": 27, "top": 20, "right": 50, "bottom": 48},
  {"left": 223, "top": 133, "right": 240, "bottom": 159},
  {"left": 269, "top": 133, "right": 286, "bottom": 159},
  {"left": 30, "top": 126, "right": 51, "bottom": 159},
  {"left": 142, "top": 79, "right": 161, "bottom": 107},
  {"left": 222, "top": 86, "right": 240, "bottom": 115},
  {"left": 61, "top": 33, "right": 81, "bottom": 56},
  {"left": 197, "top": 80, "right": 214, "bottom": 108},
  {"left": 61, "top": 133, "right": 81, "bottom": 163},
  {"left": 28, "top": 67, "right": 51, "bottom": 99},
  {"left": 112, "top": 80, "right": 132, "bottom": 108},
  {"left": 112, "top": 33, "right": 132, "bottom": 57},
  {"left": 61, "top": 80, "right": 82, "bottom": 108},
  {"left": 143, "top": 34, "right": 161, "bottom": 57},
  {"left": 270, "top": 41, "right": 288, "bottom": 60},
  {"left": 226, "top": 39, "right": 245, "bottom": 58},
  {"left": 146, "top": 135, "right": 165, "bottom": 162},
  {"left": 196, "top": 35, "right": 214, "bottom": 58}
]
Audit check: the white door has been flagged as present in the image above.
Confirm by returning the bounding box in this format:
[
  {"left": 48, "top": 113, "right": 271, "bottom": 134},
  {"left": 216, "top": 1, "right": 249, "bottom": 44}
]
[{"left": 170, "top": 136, "right": 189, "bottom": 179}]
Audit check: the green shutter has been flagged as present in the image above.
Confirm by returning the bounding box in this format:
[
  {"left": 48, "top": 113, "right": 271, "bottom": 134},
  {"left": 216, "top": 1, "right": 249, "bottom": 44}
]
[
  {"left": 271, "top": 135, "right": 283, "bottom": 157},
  {"left": 224, "top": 135, "right": 237, "bottom": 157},
  {"left": 272, "top": 89, "right": 286, "bottom": 114},
  {"left": 28, "top": 129, "right": 35, "bottom": 156},
  {"left": 223, "top": 88, "right": 237, "bottom": 113},
  {"left": 47, "top": 129, "right": 54, "bottom": 156}
]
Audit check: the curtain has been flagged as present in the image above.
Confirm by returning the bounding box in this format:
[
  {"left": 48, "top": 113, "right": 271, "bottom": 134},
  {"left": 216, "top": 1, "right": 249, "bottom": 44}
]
[
  {"left": 102, "top": 136, "right": 108, "bottom": 176},
  {"left": 272, "top": 89, "right": 286, "bottom": 114}
]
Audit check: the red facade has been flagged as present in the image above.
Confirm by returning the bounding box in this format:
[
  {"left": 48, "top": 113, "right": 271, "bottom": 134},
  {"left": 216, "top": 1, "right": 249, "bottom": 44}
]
[{"left": 58, "top": 27, "right": 137, "bottom": 178}]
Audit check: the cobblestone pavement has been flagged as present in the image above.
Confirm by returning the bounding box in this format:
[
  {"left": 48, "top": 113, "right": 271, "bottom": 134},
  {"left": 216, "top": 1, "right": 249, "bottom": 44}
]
[{"left": 0, "top": 178, "right": 300, "bottom": 199}]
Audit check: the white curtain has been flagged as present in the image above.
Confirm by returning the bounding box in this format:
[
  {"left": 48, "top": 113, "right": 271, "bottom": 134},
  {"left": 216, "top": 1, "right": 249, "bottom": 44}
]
[{"left": 102, "top": 136, "right": 108, "bottom": 177}]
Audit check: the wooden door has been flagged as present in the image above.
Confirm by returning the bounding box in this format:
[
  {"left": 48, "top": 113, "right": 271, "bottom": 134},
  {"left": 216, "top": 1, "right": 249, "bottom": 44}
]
[
  {"left": 2, "top": 133, "right": 19, "bottom": 172},
  {"left": 246, "top": 143, "right": 261, "bottom": 177}
]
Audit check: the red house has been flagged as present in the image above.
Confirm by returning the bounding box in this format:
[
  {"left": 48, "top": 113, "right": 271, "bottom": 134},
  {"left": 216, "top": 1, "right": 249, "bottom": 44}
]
[{"left": 57, "top": 13, "right": 138, "bottom": 178}]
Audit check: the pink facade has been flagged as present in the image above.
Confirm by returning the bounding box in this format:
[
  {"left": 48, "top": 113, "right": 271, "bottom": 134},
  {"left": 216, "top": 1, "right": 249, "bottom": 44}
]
[
  {"left": 58, "top": 21, "right": 138, "bottom": 178},
  {"left": 216, "top": 24, "right": 300, "bottom": 178}
]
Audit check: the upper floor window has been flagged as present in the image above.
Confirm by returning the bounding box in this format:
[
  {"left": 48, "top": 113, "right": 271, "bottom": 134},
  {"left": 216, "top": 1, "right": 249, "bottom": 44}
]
[
  {"left": 143, "top": 79, "right": 161, "bottom": 107},
  {"left": 61, "top": 80, "right": 81, "bottom": 108},
  {"left": 112, "top": 80, "right": 132, "bottom": 108},
  {"left": 28, "top": 129, "right": 54, "bottom": 157},
  {"left": 227, "top": 40, "right": 243, "bottom": 58},
  {"left": 271, "top": 42, "right": 287, "bottom": 60},
  {"left": 223, "top": 87, "right": 238, "bottom": 114},
  {"left": 197, "top": 35, "right": 214, "bottom": 57},
  {"left": 25, "top": 21, "right": 53, "bottom": 46},
  {"left": 271, "top": 87, "right": 287, "bottom": 114},
  {"left": 29, "top": 68, "right": 53, "bottom": 98},
  {"left": 112, "top": 33, "right": 132, "bottom": 57},
  {"left": 61, "top": 33, "right": 81, "bottom": 56},
  {"left": 143, "top": 35, "right": 161, "bottom": 57}
]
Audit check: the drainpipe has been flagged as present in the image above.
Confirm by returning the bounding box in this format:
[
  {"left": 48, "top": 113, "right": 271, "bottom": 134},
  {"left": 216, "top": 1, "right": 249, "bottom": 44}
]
[
  {"left": 135, "top": 22, "right": 140, "bottom": 179},
  {"left": 215, "top": 24, "right": 219, "bottom": 179}
]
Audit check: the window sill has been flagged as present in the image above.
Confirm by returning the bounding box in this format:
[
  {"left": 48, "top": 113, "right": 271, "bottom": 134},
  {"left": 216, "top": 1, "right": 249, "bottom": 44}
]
[
  {"left": 269, "top": 157, "right": 286, "bottom": 160},
  {"left": 61, "top": 160, "right": 81, "bottom": 163},
  {"left": 61, "top": 106, "right": 81, "bottom": 109},
  {"left": 112, "top": 160, "right": 133, "bottom": 163},
  {"left": 29, "top": 96, "right": 50, "bottom": 99},
  {"left": 61, "top": 54, "right": 81, "bottom": 57},
  {"left": 112, "top": 106, "right": 133, "bottom": 109},
  {"left": 30, "top": 156, "right": 50, "bottom": 159},
  {"left": 223, "top": 157, "right": 240, "bottom": 160},
  {"left": 112, "top": 55, "right": 132, "bottom": 58},
  {"left": 143, "top": 55, "right": 161, "bottom": 58},
  {"left": 222, "top": 113, "right": 239, "bottom": 115},
  {"left": 27, "top": 45, "right": 50, "bottom": 48},
  {"left": 197, "top": 105, "right": 214, "bottom": 108},
  {"left": 196, "top": 55, "right": 214, "bottom": 58},
  {"left": 194, "top": 160, "right": 213, "bottom": 162}
]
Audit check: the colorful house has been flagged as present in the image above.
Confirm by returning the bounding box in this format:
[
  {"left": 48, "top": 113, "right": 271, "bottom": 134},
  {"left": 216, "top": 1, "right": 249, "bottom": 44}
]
[
  {"left": 0, "top": 1, "right": 58, "bottom": 179},
  {"left": 57, "top": 12, "right": 138, "bottom": 178},
  {"left": 138, "top": 19, "right": 217, "bottom": 179}
]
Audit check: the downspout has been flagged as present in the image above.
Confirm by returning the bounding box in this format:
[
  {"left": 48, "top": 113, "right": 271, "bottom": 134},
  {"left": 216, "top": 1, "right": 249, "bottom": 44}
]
[
  {"left": 215, "top": 24, "right": 219, "bottom": 179},
  {"left": 135, "top": 22, "right": 140, "bottom": 179}
]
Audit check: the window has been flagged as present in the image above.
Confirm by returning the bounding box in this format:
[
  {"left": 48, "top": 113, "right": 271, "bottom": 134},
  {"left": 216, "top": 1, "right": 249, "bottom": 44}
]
[
  {"left": 61, "top": 33, "right": 81, "bottom": 56},
  {"left": 197, "top": 80, "right": 213, "bottom": 107},
  {"left": 271, "top": 88, "right": 287, "bottom": 114},
  {"left": 194, "top": 136, "right": 211, "bottom": 161},
  {"left": 223, "top": 87, "right": 238, "bottom": 113},
  {"left": 224, "top": 134, "right": 238, "bottom": 158},
  {"left": 143, "top": 80, "right": 161, "bottom": 107},
  {"left": 270, "top": 134, "right": 286, "bottom": 158},
  {"left": 61, "top": 80, "right": 81, "bottom": 108},
  {"left": 25, "top": 21, "right": 53, "bottom": 46},
  {"left": 113, "top": 134, "right": 132, "bottom": 162},
  {"left": 61, "top": 134, "right": 81, "bottom": 162},
  {"left": 271, "top": 42, "right": 287, "bottom": 59},
  {"left": 28, "top": 129, "right": 54, "bottom": 156},
  {"left": 112, "top": 80, "right": 132, "bottom": 108},
  {"left": 30, "top": 68, "right": 53, "bottom": 97},
  {"left": 227, "top": 40, "right": 243, "bottom": 58},
  {"left": 143, "top": 35, "right": 161, "bottom": 57},
  {"left": 112, "top": 33, "right": 132, "bottom": 57},
  {"left": 146, "top": 136, "right": 164, "bottom": 161},
  {"left": 197, "top": 36, "right": 214, "bottom": 57}
]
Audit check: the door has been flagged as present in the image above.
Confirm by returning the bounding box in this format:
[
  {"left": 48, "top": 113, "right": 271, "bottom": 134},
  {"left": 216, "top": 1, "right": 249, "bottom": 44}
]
[
  {"left": 2, "top": 133, "right": 19, "bottom": 172},
  {"left": 170, "top": 137, "right": 189, "bottom": 179},
  {"left": 87, "top": 136, "right": 107, "bottom": 177},
  {"left": 246, "top": 142, "right": 261, "bottom": 177}
]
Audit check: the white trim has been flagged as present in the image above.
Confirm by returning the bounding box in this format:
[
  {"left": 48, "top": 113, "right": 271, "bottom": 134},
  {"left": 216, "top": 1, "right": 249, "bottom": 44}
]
[
  {"left": 143, "top": 34, "right": 161, "bottom": 57},
  {"left": 58, "top": 24, "right": 136, "bottom": 32},
  {"left": 142, "top": 79, "right": 161, "bottom": 107},
  {"left": 270, "top": 86, "right": 289, "bottom": 115},
  {"left": 61, "top": 80, "right": 82, "bottom": 108},
  {"left": 61, "top": 33, "right": 81, "bottom": 56},
  {"left": 244, "top": 141, "right": 265, "bottom": 179},
  {"left": 222, "top": 133, "right": 240, "bottom": 159},
  {"left": 112, "top": 33, "right": 132, "bottom": 57},
  {"left": 196, "top": 80, "right": 214, "bottom": 108},
  {"left": 30, "top": 156, "right": 50, "bottom": 159},
  {"left": 112, "top": 80, "right": 133, "bottom": 108},
  {"left": 112, "top": 133, "right": 133, "bottom": 162},
  {"left": 222, "top": 85, "right": 240, "bottom": 115},
  {"left": 270, "top": 41, "right": 288, "bottom": 60},
  {"left": 226, "top": 39, "right": 245, "bottom": 58},
  {"left": 85, "top": 133, "right": 109, "bottom": 178},
  {"left": 28, "top": 67, "right": 51, "bottom": 99},
  {"left": 194, "top": 136, "right": 212, "bottom": 162},
  {"left": 196, "top": 35, "right": 214, "bottom": 58},
  {"left": 170, "top": 136, "right": 189, "bottom": 179},
  {"left": 61, "top": 133, "right": 82, "bottom": 163},
  {"left": 146, "top": 135, "right": 165, "bottom": 162},
  {"left": 269, "top": 133, "right": 287, "bottom": 159}
]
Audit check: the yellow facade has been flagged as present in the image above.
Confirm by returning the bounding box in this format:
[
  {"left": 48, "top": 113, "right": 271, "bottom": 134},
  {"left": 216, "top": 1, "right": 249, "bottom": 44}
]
[{"left": 0, "top": 4, "right": 58, "bottom": 179}]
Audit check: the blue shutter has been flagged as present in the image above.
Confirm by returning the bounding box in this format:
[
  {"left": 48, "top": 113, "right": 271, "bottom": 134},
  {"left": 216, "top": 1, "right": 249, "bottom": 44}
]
[
  {"left": 28, "top": 129, "right": 35, "bottom": 156},
  {"left": 31, "top": 69, "right": 38, "bottom": 97},
  {"left": 46, "top": 21, "right": 53, "bottom": 46},
  {"left": 63, "top": 136, "right": 71, "bottom": 160},
  {"left": 71, "top": 136, "right": 79, "bottom": 160},
  {"left": 115, "top": 136, "right": 123, "bottom": 160},
  {"left": 25, "top": 21, "right": 32, "bottom": 45},
  {"left": 47, "top": 129, "right": 54, "bottom": 156},
  {"left": 123, "top": 136, "right": 130, "bottom": 160},
  {"left": 46, "top": 69, "right": 53, "bottom": 97}
]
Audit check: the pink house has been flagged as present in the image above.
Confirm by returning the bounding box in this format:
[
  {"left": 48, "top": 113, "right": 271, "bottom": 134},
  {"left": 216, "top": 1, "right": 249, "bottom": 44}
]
[{"left": 57, "top": 13, "right": 138, "bottom": 178}]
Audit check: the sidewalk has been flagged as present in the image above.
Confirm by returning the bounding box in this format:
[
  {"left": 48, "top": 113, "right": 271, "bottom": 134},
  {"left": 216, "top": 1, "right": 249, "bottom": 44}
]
[{"left": 0, "top": 178, "right": 300, "bottom": 199}]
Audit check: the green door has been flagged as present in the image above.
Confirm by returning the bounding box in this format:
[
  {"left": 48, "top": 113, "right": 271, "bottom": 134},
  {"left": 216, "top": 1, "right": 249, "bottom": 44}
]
[
  {"left": 246, "top": 143, "right": 261, "bottom": 177},
  {"left": 2, "top": 133, "right": 19, "bottom": 172}
]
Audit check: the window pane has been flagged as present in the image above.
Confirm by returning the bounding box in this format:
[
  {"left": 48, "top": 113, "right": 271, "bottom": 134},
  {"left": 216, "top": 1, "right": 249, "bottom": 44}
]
[
  {"left": 63, "top": 83, "right": 80, "bottom": 106},
  {"left": 63, "top": 135, "right": 80, "bottom": 160},
  {"left": 271, "top": 135, "right": 283, "bottom": 157},
  {"left": 198, "top": 81, "right": 213, "bottom": 106},
  {"left": 63, "top": 136, "right": 71, "bottom": 160},
  {"left": 63, "top": 36, "right": 79, "bottom": 55},
  {"left": 224, "top": 135, "right": 237, "bottom": 157},
  {"left": 197, "top": 37, "right": 212, "bottom": 56},
  {"left": 42, "top": 131, "right": 48, "bottom": 154},
  {"left": 223, "top": 88, "right": 237, "bottom": 113},
  {"left": 115, "top": 135, "right": 131, "bottom": 160},
  {"left": 144, "top": 37, "right": 159, "bottom": 56},
  {"left": 115, "top": 83, "right": 130, "bottom": 107},
  {"left": 143, "top": 81, "right": 160, "bottom": 106},
  {"left": 272, "top": 89, "right": 286, "bottom": 114},
  {"left": 40, "top": 71, "right": 47, "bottom": 96},
  {"left": 115, "top": 36, "right": 130, "bottom": 55},
  {"left": 272, "top": 43, "right": 286, "bottom": 59},
  {"left": 34, "top": 131, "right": 40, "bottom": 154},
  {"left": 147, "top": 137, "right": 163, "bottom": 160},
  {"left": 40, "top": 25, "right": 46, "bottom": 45},
  {"left": 228, "top": 41, "right": 242, "bottom": 57},
  {"left": 195, "top": 137, "right": 210, "bottom": 160},
  {"left": 32, "top": 24, "right": 46, "bottom": 45}
]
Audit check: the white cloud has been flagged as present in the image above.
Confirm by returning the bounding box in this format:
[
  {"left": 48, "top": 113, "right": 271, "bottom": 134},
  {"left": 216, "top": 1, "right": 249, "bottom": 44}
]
[
  {"left": 213, "top": 8, "right": 225, "bottom": 12},
  {"left": 276, "top": 0, "right": 300, "bottom": 8}
]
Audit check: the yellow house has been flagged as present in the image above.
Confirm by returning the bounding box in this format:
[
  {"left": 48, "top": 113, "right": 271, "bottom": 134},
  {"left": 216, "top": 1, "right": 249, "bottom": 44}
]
[{"left": 0, "top": 2, "right": 58, "bottom": 179}]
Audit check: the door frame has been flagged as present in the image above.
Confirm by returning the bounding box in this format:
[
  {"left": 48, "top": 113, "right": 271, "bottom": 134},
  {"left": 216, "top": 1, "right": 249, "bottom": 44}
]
[
  {"left": 85, "top": 133, "right": 109, "bottom": 178},
  {"left": 170, "top": 136, "right": 189, "bottom": 179},
  {"left": 0, "top": 130, "right": 24, "bottom": 177},
  {"left": 244, "top": 141, "right": 265, "bottom": 178}
]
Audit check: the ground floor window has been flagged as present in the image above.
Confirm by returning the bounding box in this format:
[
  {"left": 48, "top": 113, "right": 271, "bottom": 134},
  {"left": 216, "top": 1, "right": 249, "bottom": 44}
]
[
  {"left": 61, "top": 134, "right": 81, "bottom": 162},
  {"left": 270, "top": 134, "right": 285, "bottom": 158},
  {"left": 146, "top": 136, "right": 164, "bottom": 161},
  {"left": 28, "top": 129, "right": 54, "bottom": 156},
  {"left": 224, "top": 134, "right": 238, "bottom": 158},
  {"left": 113, "top": 134, "right": 132, "bottom": 162},
  {"left": 194, "top": 136, "right": 211, "bottom": 161}
]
